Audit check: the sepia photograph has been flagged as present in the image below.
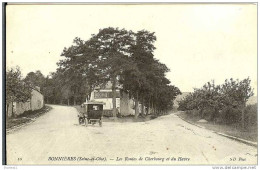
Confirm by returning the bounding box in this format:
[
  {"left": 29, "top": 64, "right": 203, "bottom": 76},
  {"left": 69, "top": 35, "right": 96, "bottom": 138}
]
[{"left": 3, "top": 2, "right": 258, "bottom": 166}]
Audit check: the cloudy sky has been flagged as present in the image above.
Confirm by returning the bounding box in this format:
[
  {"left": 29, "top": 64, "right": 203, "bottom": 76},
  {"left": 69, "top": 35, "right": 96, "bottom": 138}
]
[{"left": 6, "top": 4, "right": 257, "bottom": 94}]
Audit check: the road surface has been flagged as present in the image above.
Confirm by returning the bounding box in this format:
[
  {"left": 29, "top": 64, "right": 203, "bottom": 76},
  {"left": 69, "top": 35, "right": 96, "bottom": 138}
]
[{"left": 6, "top": 105, "right": 257, "bottom": 165}]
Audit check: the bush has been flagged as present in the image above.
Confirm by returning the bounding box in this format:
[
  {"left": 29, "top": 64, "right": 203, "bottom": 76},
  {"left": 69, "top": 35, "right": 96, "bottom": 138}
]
[
  {"left": 186, "top": 109, "right": 200, "bottom": 118},
  {"left": 245, "top": 104, "right": 257, "bottom": 127},
  {"left": 220, "top": 106, "right": 241, "bottom": 124},
  {"left": 178, "top": 78, "right": 254, "bottom": 125},
  {"left": 201, "top": 108, "right": 216, "bottom": 121}
]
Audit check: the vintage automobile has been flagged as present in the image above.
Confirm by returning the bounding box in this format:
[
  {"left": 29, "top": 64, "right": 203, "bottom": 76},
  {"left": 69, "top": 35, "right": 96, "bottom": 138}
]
[{"left": 78, "top": 101, "right": 105, "bottom": 127}]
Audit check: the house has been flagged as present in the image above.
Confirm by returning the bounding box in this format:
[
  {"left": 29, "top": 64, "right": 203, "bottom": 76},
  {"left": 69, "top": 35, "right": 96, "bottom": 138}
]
[
  {"left": 88, "top": 82, "right": 135, "bottom": 116},
  {"left": 6, "top": 86, "right": 44, "bottom": 118}
]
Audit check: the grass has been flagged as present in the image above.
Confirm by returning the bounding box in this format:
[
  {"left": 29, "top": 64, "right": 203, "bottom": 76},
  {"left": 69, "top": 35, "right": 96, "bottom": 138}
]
[
  {"left": 176, "top": 111, "right": 257, "bottom": 142},
  {"left": 6, "top": 105, "right": 52, "bottom": 129}
]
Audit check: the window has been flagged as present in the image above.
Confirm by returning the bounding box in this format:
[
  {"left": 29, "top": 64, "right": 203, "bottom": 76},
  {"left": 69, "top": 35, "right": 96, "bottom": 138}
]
[
  {"left": 107, "top": 92, "right": 120, "bottom": 98},
  {"left": 94, "top": 92, "right": 107, "bottom": 98},
  {"left": 94, "top": 91, "right": 120, "bottom": 99}
]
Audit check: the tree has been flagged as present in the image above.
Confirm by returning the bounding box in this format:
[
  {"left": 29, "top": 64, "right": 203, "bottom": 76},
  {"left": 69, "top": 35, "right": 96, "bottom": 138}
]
[
  {"left": 59, "top": 27, "right": 181, "bottom": 118},
  {"left": 42, "top": 75, "right": 54, "bottom": 104},
  {"left": 221, "top": 78, "right": 254, "bottom": 128},
  {"left": 89, "top": 27, "right": 135, "bottom": 117},
  {"left": 120, "top": 30, "right": 157, "bottom": 117},
  {"left": 44, "top": 71, "right": 64, "bottom": 104},
  {"left": 130, "top": 30, "right": 157, "bottom": 117},
  {"left": 24, "top": 70, "right": 45, "bottom": 89},
  {"left": 60, "top": 37, "right": 111, "bottom": 106},
  {"left": 6, "top": 67, "right": 31, "bottom": 117},
  {"left": 120, "top": 30, "right": 181, "bottom": 117},
  {"left": 178, "top": 78, "right": 254, "bottom": 127}
]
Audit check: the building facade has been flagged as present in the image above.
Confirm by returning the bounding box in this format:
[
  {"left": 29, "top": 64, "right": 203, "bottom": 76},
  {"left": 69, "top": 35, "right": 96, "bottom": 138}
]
[{"left": 88, "top": 82, "right": 135, "bottom": 116}]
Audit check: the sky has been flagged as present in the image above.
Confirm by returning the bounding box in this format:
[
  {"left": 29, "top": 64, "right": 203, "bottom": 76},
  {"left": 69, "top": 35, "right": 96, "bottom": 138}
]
[{"left": 6, "top": 4, "right": 257, "bottom": 94}]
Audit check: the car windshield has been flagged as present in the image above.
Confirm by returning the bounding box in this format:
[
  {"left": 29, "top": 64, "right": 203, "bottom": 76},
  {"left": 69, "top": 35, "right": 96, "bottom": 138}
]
[
  {"left": 93, "top": 105, "right": 99, "bottom": 110},
  {"left": 88, "top": 104, "right": 101, "bottom": 111}
]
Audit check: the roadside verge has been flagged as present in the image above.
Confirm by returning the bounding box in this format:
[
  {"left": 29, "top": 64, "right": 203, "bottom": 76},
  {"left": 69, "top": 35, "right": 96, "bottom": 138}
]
[
  {"left": 6, "top": 105, "right": 52, "bottom": 134},
  {"left": 175, "top": 113, "right": 257, "bottom": 148}
]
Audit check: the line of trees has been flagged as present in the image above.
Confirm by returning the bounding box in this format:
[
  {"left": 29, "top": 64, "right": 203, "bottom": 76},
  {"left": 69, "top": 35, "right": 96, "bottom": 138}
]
[
  {"left": 56, "top": 27, "right": 181, "bottom": 117},
  {"left": 178, "top": 78, "right": 254, "bottom": 128},
  {"left": 7, "top": 27, "right": 181, "bottom": 118}
]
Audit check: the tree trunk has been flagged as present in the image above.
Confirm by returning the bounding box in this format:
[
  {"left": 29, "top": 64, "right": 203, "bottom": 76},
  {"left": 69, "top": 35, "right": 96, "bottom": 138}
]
[
  {"left": 134, "top": 92, "right": 139, "bottom": 119},
  {"left": 200, "top": 108, "right": 204, "bottom": 119},
  {"left": 30, "top": 97, "right": 32, "bottom": 110},
  {"left": 147, "top": 97, "right": 151, "bottom": 115},
  {"left": 6, "top": 103, "right": 9, "bottom": 118},
  {"left": 211, "top": 108, "right": 218, "bottom": 124},
  {"left": 86, "top": 95, "right": 89, "bottom": 101},
  {"left": 141, "top": 96, "right": 145, "bottom": 117},
  {"left": 241, "top": 103, "right": 246, "bottom": 130},
  {"left": 87, "top": 88, "right": 92, "bottom": 101},
  {"left": 112, "top": 75, "right": 117, "bottom": 117},
  {"left": 67, "top": 98, "right": 69, "bottom": 106},
  {"left": 151, "top": 102, "right": 154, "bottom": 115},
  {"left": 147, "top": 101, "right": 151, "bottom": 115},
  {"left": 74, "top": 97, "right": 76, "bottom": 105},
  {"left": 11, "top": 102, "right": 14, "bottom": 118},
  {"left": 60, "top": 99, "right": 62, "bottom": 105}
]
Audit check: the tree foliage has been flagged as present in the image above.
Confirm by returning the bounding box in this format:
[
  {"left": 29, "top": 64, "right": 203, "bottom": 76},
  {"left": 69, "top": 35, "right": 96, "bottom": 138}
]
[
  {"left": 6, "top": 67, "right": 31, "bottom": 117},
  {"left": 178, "top": 78, "right": 254, "bottom": 125},
  {"left": 24, "top": 70, "right": 45, "bottom": 89},
  {"left": 45, "top": 27, "right": 181, "bottom": 117}
]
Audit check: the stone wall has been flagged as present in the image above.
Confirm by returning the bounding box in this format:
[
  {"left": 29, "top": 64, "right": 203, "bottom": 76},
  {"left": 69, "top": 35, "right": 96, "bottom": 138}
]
[
  {"left": 15, "top": 101, "right": 31, "bottom": 116},
  {"left": 6, "top": 88, "right": 44, "bottom": 118}
]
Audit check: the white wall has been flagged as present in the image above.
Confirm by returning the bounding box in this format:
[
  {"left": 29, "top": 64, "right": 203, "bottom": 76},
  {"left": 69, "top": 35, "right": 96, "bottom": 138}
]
[
  {"left": 89, "top": 89, "right": 135, "bottom": 115},
  {"left": 6, "top": 88, "right": 44, "bottom": 118},
  {"left": 89, "top": 90, "right": 120, "bottom": 110},
  {"left": 30, "top": 89, "right": 44, "bottom": 111}
]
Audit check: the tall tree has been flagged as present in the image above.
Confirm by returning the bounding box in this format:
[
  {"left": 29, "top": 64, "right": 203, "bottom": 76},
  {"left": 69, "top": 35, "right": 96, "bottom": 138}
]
[
  {"left": 89, "top": 27, "right": 135, "bottom": 117},
  {"left": 24, "top": 70, "right": 45, "bottom": 90},
  {"left": 221, "top": 78, "right": 254, "bottom": 128},
  {"left": 120, "top": 30, "right": 181, "bottom": 117},
  {"left": 60, "top": 37, "right": 105, "bottom": 103},
  {"left": 120, "top": 30, "right": 157, "bottom": 117},
  {"left": 6, "top": 67, "right": 31, "bottom": 117},
  {"left": 42, "top": 76, "right": 54, "bottom": 104},
  {"left": 58, "top": 28, "right": 181, "bottom": 118}
]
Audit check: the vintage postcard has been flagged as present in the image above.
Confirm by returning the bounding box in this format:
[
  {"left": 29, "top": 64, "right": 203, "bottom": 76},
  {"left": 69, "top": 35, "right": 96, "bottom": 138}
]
[{"left": 4, "top": 3, "right": 257, "bottom": 166}]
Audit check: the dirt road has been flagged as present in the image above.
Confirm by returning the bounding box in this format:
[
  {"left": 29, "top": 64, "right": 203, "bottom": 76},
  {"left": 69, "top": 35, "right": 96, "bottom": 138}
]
[{"left": 6, "top": 105, "right": 257, "bottom": 165}]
